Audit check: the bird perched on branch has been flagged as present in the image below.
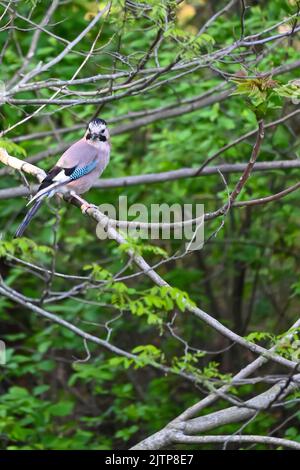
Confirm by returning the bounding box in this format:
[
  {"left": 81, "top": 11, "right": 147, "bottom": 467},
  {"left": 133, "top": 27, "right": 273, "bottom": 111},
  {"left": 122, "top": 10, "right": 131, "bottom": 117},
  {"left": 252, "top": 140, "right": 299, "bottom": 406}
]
[{"left": 15, "top": 118, "right": 110, "bottom": 237}]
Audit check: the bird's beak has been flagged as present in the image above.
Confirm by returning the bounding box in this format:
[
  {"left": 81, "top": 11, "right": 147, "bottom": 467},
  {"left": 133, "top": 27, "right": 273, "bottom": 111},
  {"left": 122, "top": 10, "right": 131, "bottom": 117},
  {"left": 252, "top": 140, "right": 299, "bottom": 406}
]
[{"left": 90, "top": 133, "right": 98, "bottom": 141}]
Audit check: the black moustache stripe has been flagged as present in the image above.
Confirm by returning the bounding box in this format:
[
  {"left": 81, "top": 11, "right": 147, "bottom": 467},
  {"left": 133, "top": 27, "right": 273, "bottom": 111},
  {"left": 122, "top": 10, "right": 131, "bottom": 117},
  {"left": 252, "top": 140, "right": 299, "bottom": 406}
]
[{"left": 86, "top": 133, "right": 107, "bottom": 142}]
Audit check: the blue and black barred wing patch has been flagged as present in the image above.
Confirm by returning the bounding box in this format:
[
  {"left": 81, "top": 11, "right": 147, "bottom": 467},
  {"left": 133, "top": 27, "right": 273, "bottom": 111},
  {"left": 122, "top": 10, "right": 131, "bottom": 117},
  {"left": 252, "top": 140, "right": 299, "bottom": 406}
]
[{"left": 69, "top": 159, "right": 98, "bottom": 181}]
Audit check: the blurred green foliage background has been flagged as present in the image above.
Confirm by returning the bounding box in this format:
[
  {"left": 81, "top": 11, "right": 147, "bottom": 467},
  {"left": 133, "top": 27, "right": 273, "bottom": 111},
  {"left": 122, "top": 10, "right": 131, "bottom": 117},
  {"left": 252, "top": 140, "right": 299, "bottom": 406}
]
[{"left": 0, "top": 0, "right": 300, "bottom": 449}]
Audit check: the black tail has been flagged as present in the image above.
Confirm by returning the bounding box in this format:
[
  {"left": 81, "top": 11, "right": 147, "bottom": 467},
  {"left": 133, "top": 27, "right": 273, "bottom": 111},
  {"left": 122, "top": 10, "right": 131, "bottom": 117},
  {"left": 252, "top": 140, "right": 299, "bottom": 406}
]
[{"left": 15, "top": 198, "right": 44, "bottom": 238}]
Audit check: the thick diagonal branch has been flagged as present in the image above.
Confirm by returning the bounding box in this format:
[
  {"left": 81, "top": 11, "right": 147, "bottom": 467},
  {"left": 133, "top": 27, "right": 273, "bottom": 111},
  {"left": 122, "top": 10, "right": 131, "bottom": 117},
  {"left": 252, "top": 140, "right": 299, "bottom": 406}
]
[{"left": 0, "top": 147, "right": 297, "bottom": 373}]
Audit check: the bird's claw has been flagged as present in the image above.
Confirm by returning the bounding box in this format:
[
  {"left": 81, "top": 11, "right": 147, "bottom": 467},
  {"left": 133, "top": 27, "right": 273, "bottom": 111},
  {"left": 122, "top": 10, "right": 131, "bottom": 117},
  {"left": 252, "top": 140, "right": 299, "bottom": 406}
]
[{"left": 81, "top": 203, "right": 98, "bottom": 214}]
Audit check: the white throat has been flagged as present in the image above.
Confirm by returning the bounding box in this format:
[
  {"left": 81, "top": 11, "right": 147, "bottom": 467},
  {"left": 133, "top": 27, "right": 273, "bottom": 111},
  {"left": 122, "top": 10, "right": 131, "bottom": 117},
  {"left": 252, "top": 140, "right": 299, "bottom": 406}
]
[{"left": 87, "top": 139, "right": 104, "bottom": 149}]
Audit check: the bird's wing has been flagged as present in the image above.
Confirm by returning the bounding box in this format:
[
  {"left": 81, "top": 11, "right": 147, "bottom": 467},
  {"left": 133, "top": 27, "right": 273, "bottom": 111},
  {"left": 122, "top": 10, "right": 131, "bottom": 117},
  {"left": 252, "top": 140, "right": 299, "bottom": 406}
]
[{"left": 27, "top": 142, "right": 99, "bottom": 206}]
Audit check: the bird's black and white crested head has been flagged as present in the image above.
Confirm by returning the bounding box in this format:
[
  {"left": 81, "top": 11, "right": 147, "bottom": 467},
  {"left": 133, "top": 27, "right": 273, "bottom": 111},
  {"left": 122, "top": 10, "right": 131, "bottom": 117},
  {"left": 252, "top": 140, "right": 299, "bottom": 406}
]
[{"left": 86, "top": 118, "right": 108, "bottom": 142}]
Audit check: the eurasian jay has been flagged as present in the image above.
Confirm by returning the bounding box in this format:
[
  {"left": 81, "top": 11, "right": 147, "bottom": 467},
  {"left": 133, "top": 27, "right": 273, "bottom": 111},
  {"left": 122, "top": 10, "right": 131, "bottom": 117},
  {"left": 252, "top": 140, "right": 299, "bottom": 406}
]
[{"left": 15, "top": 118, "right": 110, "bottom": 237}]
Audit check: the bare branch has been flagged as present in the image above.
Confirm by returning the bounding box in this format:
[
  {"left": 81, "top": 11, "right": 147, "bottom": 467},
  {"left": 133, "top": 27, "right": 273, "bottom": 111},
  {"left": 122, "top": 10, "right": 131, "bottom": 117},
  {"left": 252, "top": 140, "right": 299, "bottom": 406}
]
[{"left": 0, "top": 148, "right": 297, "bottom": 372}]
